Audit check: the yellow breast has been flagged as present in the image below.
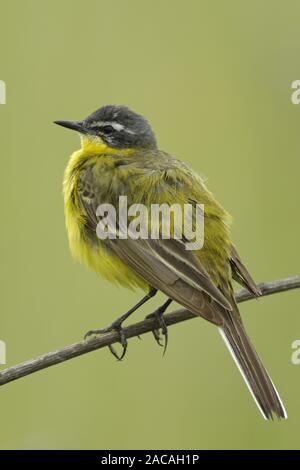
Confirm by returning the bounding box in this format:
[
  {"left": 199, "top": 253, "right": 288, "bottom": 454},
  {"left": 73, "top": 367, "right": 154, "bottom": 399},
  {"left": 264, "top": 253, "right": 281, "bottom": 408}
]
[{"left": 63, "top": 138, "right": 148, "bottom": 291}]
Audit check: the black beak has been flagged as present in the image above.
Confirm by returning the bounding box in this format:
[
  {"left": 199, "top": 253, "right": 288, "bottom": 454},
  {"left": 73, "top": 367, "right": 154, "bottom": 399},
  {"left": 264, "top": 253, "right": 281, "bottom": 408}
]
[{"left": 54, "top": 120, "right": 85, "bottom": 133}]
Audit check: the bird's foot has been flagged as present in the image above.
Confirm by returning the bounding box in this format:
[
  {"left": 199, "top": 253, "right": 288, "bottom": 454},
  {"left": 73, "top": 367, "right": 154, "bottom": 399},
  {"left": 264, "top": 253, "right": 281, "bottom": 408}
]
[
  {"left": 84, "top": 320, "right": 128, "bottom": 361},
  {"left": 145, "top": 306, "right": 168, "bottom": 355}
]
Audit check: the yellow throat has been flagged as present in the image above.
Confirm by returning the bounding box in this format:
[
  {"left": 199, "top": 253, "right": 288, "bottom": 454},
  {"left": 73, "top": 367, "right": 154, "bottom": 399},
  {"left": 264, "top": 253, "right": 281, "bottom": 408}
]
[{"left": 79, "top": 135, "right": 136, "bottom": 156}]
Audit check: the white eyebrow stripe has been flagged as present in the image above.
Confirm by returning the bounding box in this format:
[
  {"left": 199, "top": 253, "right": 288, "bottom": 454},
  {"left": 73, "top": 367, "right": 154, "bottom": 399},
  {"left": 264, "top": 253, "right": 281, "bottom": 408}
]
[
  {"left": 89, "top": 121, "right": 136, "bottom": 134},
  {"left": 89, "top": 121, "right": 124, "bottom": 131}
]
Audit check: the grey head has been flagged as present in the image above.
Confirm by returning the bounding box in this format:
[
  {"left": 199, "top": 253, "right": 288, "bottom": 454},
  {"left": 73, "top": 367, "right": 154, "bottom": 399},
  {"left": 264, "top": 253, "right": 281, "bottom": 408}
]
[{"left": 54, "top": 105, "right": 157, "bottom": 149}]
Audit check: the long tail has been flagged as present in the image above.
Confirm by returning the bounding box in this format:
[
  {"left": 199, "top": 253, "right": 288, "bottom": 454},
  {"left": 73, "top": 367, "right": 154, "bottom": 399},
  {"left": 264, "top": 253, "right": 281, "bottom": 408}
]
[{"left": 219, "top": 313, "right": 287, "bottom": 420}]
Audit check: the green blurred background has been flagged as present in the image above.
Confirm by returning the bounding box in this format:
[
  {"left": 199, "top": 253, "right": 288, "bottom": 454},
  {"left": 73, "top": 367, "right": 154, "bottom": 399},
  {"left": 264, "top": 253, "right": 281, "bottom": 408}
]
[{"left": 0, "top": 0, "right": 299, "bottom": 450}]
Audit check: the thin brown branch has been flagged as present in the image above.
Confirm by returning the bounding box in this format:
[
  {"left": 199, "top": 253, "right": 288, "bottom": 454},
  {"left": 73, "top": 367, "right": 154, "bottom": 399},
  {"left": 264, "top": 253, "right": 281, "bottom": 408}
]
[{"left": 0, "top": 275, "right": 299, "bottom": 387}]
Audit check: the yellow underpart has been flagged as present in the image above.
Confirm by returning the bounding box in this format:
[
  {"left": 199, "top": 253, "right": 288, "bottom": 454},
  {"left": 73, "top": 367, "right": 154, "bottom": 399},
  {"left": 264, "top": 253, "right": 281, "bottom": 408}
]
[{"left": 63, "top": 137, "right": 148, "bottom": 290}]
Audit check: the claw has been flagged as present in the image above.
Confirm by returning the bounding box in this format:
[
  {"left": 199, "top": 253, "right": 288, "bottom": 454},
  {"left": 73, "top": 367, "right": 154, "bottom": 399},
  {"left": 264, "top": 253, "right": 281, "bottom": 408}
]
[
  {"left": 84, "top": 322, "right": 128, "bottom": 361},
  {"left": 160, "top": 317, "right": 168, "bottom": 357},
  {"left": 152, "top": 328, "right": 164, "bottom": 347},
  {"left": 145, "top": 308, "right": 169, "bottom": 355},
  {"left": 108, "top": 344, "right": 122, "bottom": 361}
]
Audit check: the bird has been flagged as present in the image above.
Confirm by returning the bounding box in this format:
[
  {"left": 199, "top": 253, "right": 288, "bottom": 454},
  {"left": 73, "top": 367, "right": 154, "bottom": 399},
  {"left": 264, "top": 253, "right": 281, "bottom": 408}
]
[{"left": 54, "top": 105, "right": 287, "bottom": 420}]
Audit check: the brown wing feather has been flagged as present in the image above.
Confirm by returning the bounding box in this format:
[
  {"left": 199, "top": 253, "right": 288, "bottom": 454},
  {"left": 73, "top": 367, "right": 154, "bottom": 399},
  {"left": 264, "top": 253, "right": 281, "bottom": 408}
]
[
  {"left": 230, "top": 245, "right": 261, "bottom": 297},
  {"left": 109, "top": 237, "right": 231, "bottom": 326}
]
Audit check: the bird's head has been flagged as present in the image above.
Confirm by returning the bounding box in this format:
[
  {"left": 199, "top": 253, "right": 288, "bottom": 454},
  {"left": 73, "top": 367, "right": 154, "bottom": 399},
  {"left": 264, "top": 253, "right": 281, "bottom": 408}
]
[{"left": 54, "top": 105, "right": 157, "bottom": 152}]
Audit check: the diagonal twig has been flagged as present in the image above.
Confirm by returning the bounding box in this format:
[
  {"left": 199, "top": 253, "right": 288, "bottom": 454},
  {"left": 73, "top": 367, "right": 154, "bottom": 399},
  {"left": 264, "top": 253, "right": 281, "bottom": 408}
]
[{"left": 0, "top": 275, "right": 299, "bottom": 387}]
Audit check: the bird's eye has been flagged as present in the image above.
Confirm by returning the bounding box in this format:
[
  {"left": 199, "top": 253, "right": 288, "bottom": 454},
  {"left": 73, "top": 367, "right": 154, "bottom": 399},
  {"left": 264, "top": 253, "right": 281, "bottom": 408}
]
[{"left": 101, "top": 125, "right": 114, "bottom": 135}]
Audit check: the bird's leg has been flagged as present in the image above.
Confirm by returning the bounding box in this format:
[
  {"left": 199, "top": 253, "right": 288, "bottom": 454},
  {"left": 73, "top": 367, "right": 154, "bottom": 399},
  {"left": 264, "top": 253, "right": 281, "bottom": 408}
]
[
  {"left": 84, "top": 288, "right": 157, "bottom": 360},
  {"left": 145, "top": 298, "right": 173, "bottom": 355}
]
